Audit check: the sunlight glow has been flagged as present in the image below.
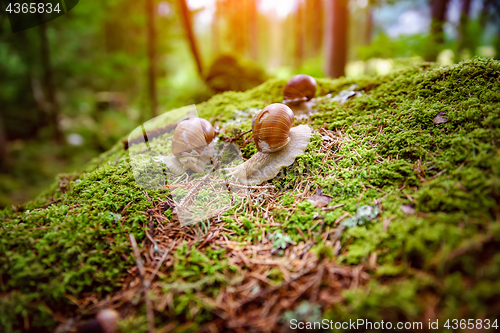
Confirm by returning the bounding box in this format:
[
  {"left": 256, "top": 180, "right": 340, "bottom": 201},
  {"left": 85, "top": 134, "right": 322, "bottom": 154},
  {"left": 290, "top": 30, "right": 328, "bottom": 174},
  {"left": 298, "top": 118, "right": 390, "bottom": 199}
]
[
  {"left": 186, "top": 0, "right": 297, "bottom": 23},
  {"left": 259, "top": 0, "right": 297, "bottom": 18},
  {"left": 187, "top": 0, "right": 216, "bottom": 26},
  {"left": 158, "top": 1, "right": 171, "bottom": 17},
  {"left": 187, "top": 0, "right": 216, "bottom": 10}
]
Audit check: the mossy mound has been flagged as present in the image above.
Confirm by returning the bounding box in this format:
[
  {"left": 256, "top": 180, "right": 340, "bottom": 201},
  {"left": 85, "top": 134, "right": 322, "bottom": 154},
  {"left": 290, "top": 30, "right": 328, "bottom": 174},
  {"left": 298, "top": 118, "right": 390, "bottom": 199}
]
[
  {"left": 1, "top": 57, "right": 500, "bottom": 332},
  {"left": 205, "top": 54, "right": 268, "bottom": 93}
]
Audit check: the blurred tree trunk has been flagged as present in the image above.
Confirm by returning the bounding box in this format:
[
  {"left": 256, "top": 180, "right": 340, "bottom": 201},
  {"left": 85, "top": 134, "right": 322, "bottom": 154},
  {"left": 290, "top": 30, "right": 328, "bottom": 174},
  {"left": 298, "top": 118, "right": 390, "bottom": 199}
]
[
  {"left": 295, "top": 0, "right": 304, "bottom": 69},
  {"left": 229, "top": 0, "right": 237, "bottom": 53},
  {"left": 309, "top": 0, "right": 324, "bottom": 57},
  {"left": 492, "top": 1, "right": 500, "bottom": 59},
  {"left": 212, "top": 1, "right": 220, "bottom": 56},
  {"left": 178, "top": 0, "right": 204, "bottom": 77},
  {"left": 479, "top": 0, "right": 492, "bottom": 29},
  {"left": 248, "top": 0, "right": 258, "bottom": 60},
  {"left": 364, "top": 6, "right": 373, "bottom": 75},
  {"left": 456, "top": 0, "right": 471, "bottom": 62},
  {"left": 0, "top": 110, "right": 8, "bottom": 170},
  {"left": 146, "top": 0, "right": 158, "bottom": 118},
  {"left": 479, "top": 0, "right": 500, "bottom": 59},
  {"left": 365, "top": 6, "right": 373, "bottom": 45},
  {"left": 232, "top": 0, "right": 245, "bottom": 56},
  {"left": 39, "top": 23, "right": 63, "bottom": 143},
  {"left": 243, "top": 0, "right": 250, "bottom": 57},
  {"left": 325, "top": 0, "right": 349, "bottom": 78},
  {"left": 302, "top": 0, "right": 323, "bottom": 58},
  {"left": 427, "top": 0, "right": 451, "bottom": 62}
]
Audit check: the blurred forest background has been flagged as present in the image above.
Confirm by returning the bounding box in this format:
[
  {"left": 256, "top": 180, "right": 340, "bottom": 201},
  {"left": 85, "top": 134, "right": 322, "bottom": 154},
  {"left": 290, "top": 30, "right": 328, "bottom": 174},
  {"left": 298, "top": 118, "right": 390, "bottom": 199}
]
[{"left": 0, "top": 0, "right": 499, "bottom": 208}]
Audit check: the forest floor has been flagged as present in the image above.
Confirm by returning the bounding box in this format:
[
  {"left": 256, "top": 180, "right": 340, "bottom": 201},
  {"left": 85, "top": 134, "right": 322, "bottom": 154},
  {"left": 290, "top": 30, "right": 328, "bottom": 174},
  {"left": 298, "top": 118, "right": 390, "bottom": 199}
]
[{"left": 1, "top": 57, "right": 500, "bottom": 333}]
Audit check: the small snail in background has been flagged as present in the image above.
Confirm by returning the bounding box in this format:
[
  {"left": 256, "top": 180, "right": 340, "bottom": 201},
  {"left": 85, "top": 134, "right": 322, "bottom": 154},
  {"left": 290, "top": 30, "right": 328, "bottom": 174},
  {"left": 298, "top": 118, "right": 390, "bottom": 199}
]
[
  {"left": 283, "top": 74, "right": 317, "bottom": 118},
  {"left": 228, "top": 103, "right": 311, "bottom": 185},
  {"left": 163, "top": 117, "right": 216, "bottom": 174}
]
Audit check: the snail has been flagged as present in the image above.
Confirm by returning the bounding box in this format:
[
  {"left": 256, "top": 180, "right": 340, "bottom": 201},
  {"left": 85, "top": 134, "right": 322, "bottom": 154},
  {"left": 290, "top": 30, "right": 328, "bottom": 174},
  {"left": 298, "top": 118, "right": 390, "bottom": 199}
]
[
  {"left": 282, "top": 74, "right": 317, "bottom": 118},
  {"left": 228, "top": 103, "right": 311, "bottom": 185},
  {"left": 77, "top": 309, "right": 119, "bottom": 333},
  {"left": 163, "top": 117, "right": 217, "bottom": 174}
]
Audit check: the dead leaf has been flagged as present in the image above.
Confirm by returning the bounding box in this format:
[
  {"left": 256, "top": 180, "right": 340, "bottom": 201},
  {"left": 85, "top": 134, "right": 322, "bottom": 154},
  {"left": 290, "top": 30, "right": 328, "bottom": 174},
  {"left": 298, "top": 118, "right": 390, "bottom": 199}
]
[
  {"left": 308, "top": 189, "right": 332, "bottom": 208},
  {"left": 432, "top": 111, "right": 448, "bottom": 124},
  {"left": 383, "top": 215, "right": 395, "bottom": 231},
  {"left": 401, "top": 205, "right": 415, "bottom": 215},
  {"left": 368, "top": 252, "right": 378, "bottom": 270}
]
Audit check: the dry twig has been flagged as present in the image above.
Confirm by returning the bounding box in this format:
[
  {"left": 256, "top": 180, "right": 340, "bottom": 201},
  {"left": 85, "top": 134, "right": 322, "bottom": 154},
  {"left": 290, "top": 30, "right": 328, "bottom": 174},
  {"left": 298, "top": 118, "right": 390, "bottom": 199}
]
[{"left": 129, "top": 233, "right": 155, "bottom": 333}]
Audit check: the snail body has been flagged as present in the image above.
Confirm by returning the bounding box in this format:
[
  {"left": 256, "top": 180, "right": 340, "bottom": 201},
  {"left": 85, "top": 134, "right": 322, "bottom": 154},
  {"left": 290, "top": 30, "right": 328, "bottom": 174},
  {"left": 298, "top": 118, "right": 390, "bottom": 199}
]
[
  {"left": 228, "top": 104, "right": 311, "bottom": 185},
  {"left": 283, "top": 74, "right": 317, "bottom": 118},
  {"left": 164, "top": 118, "right": 216, "bottom": 174}
]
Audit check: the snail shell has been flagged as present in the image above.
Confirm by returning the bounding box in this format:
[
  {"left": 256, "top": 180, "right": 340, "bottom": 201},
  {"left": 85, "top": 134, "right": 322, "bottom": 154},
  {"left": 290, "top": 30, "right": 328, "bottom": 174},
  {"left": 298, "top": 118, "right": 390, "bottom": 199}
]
[
  {"left": 253, "top": 103, "right": 294, "bottom": 153},
  {"left": 165, "top": 117, "right": 216, "bottom": 175},
  {"left": 172, "top": 118, "right": 215, "bottom": 156},
  {"left": 283, "top": 74, "right": 317, "bottom": 105},
  {"left": 226, "top": 103, "right": 311, "bottom": 185}
]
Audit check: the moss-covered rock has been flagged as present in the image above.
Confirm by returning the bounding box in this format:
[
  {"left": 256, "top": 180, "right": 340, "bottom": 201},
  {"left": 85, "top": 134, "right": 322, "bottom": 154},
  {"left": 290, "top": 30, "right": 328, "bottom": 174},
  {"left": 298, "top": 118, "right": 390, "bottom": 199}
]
[{"left": 1, "top": 57, "right": 499, "bottom": 332}]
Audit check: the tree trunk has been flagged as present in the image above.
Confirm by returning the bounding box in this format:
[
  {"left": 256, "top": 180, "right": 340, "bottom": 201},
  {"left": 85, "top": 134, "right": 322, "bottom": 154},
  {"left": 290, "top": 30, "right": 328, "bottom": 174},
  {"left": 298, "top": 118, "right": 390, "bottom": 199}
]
[
  {"left": 456, "top": 0, "right": 472, "bottom": 62},
  {"left": 0, "top": 110, "right": 8, "bottom": 170},
  {"left": 248, "top": 0, "right": 258, "bottom": 61},
  {"left": 39, "top": 23, "right": 63, "bottom": 143},
  {"left": 311, "top": 0, "right": 323, "bottom": 57},
  {"left": 295, "top": 0, "right": 304, "bottom": 69},
  {"left": 212, "top": 1, "right": 220, "bottom": 57},
  {"left": 491, "top": 1, "right": 500, "bottom": 60},
  {"left": 304, "top": 0, "right": 323, "bottom": 58},
  {"left": 427, "top": 0, "right": 451, "bottom": 62},
  {"left": 479, "top": 0, "right": 492, "bottom": 29},
  {"left": 479, "top": 0, "right": 500, "bottom": 59},
  {"left": 325, "top": 0, "right": 349, "bottom": 78},
  {"left": 231, "top": 0, "right": 245, "bottom": 55},
  {"left": 178, "top": 0, "right": 204, "bottom": 77},
  {"left": 365, "top": 6, "right": 373, "bottom": 45},
  {"left": 146, "top": 0, "right": 158, "bottom": 118},
  {"left": 364, "top": 6, "right": 373, "bottom": 75}
]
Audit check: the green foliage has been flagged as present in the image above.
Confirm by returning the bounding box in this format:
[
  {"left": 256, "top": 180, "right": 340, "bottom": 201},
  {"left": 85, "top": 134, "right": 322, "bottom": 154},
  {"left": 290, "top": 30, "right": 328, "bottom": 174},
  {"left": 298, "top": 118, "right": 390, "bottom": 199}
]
[
  {"left": 357, "top": 33, "right": 432, "bottom": 60},
  {"left": 0, "top": 0, "right": 218, "bottom": 209},
  {"left": 0, "top": 141, "right": 160, "bottom": 331}
]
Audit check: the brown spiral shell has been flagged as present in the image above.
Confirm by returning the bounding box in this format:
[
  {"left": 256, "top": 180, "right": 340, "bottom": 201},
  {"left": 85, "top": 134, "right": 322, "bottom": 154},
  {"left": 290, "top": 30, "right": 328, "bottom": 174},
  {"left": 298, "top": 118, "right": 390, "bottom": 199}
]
[
  {"left": 252, "top": 104, "right": 294, "bottom": 153},
  {"left": 283, "top": 74, "right": 317, "bottom": 105},
  {"left": 171, "top": 118, "right": 215, "bottom": 156}
]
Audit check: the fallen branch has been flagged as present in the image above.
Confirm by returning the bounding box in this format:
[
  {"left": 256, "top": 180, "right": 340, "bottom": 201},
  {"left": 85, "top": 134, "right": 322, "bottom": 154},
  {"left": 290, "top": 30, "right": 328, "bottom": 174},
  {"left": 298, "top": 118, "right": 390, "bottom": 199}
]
[
  {"left": 129, "top": 233, "right": 155, "bottom": 333},
  {"left": 320, "top": 203, "right": 345, "bottom": 211}
]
